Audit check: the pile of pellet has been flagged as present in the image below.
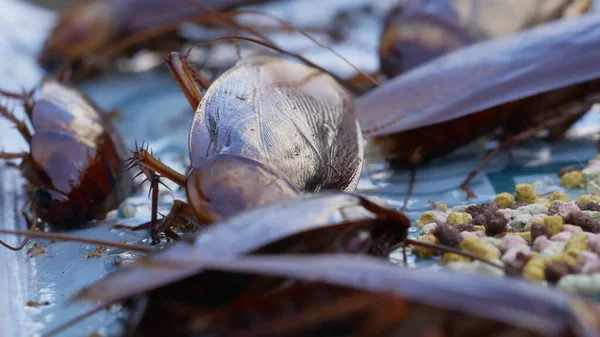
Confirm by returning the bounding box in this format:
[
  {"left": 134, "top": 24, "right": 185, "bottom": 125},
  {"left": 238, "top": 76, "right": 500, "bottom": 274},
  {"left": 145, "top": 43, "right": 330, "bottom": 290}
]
[{"left": 411, "top": 158, "right": 600, "bottom": 295}]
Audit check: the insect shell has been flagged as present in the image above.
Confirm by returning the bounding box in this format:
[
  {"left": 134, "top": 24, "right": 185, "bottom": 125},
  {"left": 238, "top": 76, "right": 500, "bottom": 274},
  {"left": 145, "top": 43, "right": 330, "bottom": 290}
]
[
  {"left": 176, "top": 254, "right": 600, "bottom": 337},
  {"left": 188, "top": 53, "right": 364, "bottom": 194},
  {"left": 379, "top": 0, "right": 593, "bottom": 78},
  {"left": 73, "top": 192, "right": 410, "bottom": 336},
  {"left": 358, "top": 12, "right": 600, "bottom": 166},
  {"left": 37, "top": 0, "right": 276, "bottom": 75},
  {"left": 0, "top": 80, "right": 134, "bottom": 228}
]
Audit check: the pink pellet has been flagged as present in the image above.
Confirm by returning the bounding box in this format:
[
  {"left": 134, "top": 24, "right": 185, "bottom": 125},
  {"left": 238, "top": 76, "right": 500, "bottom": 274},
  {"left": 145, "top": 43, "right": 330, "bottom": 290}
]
[
  {"left": 587, "top": 234, "right": 600, "bottom": 254},
  {"left": 498, "top": 209, "right": 516, "bottom": 221},
  {"left": 587, "top": 160, "right": 600, "bottom": 167},
  {"left": 563, "top": 224, "right": 583, "bottom": 233},
  {"left": 533, "top": 236, "right": 552, "bottom": 252},
  {"left": 551, "top": 232, "right": 573, "bottom": 242},
  {"left": 581, "top": 259, "right": 600, "bottom": 274},
  {"left": 461, "top": 231, "right": 485, "bottom": 240},
  {"left": 577, "top": 251, "right": 599, "bottom": 270},
  {"left": 433, "top": 212, "right": 448, "bottom": 226},
  {"left": 555, "top": 202, "right": 580, "bottom": 217},
  {"left": 500, "top": 235, "right": 528, "bottom": 253},
  {"left": 531, "top": 214, "right": 546, "bottom": 222},
  {"left": 502, "top": 247, "right": 531, "bottom": 270}
]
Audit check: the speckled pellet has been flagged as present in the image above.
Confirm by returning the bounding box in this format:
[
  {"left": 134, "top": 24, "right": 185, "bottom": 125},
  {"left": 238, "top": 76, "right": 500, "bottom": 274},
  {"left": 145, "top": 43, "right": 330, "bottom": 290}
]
[
  {"left": 493, "top": 193, "right": 514, "bottom": 208},
  {"left": 459, "top": 236, "right": 499, "bottom": 260},
  {"left": 561, "top": 171, "right": 584, "bottom": 189},
  {"left": 550, "top": 191, "right": 570, "bottom": 202},
  {"left": 515, "top": 184, "right": 537, "bottom": 204},
  {"left": 447, "top": 212, "right": 470, "bottom": 225}
]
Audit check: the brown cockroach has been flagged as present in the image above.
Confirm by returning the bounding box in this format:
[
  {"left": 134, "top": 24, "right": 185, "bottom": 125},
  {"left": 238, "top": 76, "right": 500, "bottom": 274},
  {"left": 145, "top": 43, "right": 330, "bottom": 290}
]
[
  {"left": 125, "top": 50, "right": 363, "bottom": 242},
  {"left": 379, "top": 0, "right": 593, "bottom": 78},
  {"left": 0, "top": 78, "right": 135, "bottom": 249},
  {"left": 66, "top": 192, "right": 502, "bottom": 337},
  {"left": 155, "top": 254, "right": 600, "bottom": 337},
  {"left": 358, "top": 12, "right": 600, "bottom": 197},
  {"left": 37, "top": 0, "right": 284, "bottom": 76}
]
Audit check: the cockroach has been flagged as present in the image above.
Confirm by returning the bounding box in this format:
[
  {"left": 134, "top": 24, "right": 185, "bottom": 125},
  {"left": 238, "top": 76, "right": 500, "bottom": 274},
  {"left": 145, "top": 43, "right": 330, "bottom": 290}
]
[
  {"left": 379, "top": 0, "right": 592, "bottom": 78},
  {"left": 358, "top": 12, "right": 600, "bottom": 197},
  {"left": 0, "top": 78, "right": 135, "bottom": 249},
  {"left": 125, "top": 51, "right": 363, "bottom": 242},
  {"left": 156, "top": 254, "right": 600, "bottom": 337},
  {"left": 66, "top": 192, "right": 500, "bottom": 337},
  {"left": 37, "top": 0, "right": 284, "bottom": 76}
]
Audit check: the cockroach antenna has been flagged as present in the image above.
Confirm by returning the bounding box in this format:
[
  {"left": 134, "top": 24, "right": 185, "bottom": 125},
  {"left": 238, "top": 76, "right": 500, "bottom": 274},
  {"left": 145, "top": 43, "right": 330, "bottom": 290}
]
[
  {"left": 0, "top": 229, "right": 152, "bottom": 252},
  {"left": 198, "top": 36, "right": 365, "bottom": 94}
]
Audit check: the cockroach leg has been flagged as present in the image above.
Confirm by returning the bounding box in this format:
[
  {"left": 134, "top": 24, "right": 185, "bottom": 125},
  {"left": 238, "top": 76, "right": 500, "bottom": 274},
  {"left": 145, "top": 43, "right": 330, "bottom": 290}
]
[
  {"left": 400, "top": 168, "right": 416, "bottom": 212},
  {"left": 0, "top": 229, "right": 152, "bottom": 252},
  {"left": 0, "top": 151, "right": 29, "bottom": 161},
  {"left": 127, "top": 143, "right": 186, "bottom": 187},
  {"left": 41, "top": 302, "right": 119, "bottom": 337},
  {"left": 403, "top": 239, "right": 513, "bottom": 274},
  {"left": 163, "top": 52, "right": 205, "bottom": 110},
  {"left": 148, "top": 169, "right": 161, "bottom": 244},
  {"left": 460, "top": 107, "right": 593, "bottom": 198},
  {"left": 0, "top": 104, "right": 32, "bottom": 141},
  {"left": 155, "top": 200, "right": 196, "bottom": 240},
  {"left": 106, "top": 109, "right": 121, "bottom": 121}
]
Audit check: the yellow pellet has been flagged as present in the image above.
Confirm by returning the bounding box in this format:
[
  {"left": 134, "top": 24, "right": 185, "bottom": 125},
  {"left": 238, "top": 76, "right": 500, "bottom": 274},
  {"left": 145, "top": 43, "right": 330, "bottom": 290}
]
[
  {"left": 522, "top": 253, "right": 577, "bottom": 281},
  {"left": 412, "top": 234, "right": 439, "bottom": 258},
  {"left": 435, "top": 203, "right": 448, "bottom": 212},
  {"left": 416, "top": 211, "right": 435, "bottom": 228},
  {"left": 523, "top": 258, "right": 545, "bottom": 281},
  {"left": 535, "top": 198, "right": 551, "bottom": 209},
  {"left": 459, "top": 236, "right": 499, "bottom": 260},
  {"left": 565, "top": 233, "right": 588, "bottom": 255},
  {"left": 550, "top": 191, "right": 570, "bottom": 202},
  {"left": 544, "top": 216, "right": 564, "bottom": 236},
  {"left": 561, "top": 171, "right": 584, "bottom": 189},
  {"left": 440, "top": 252, "right": 471, "bottom": 265},
  {"left": 447, "top": 212, "right": 470, "bottom": 225},
  {"left": 506, "top": 231, "right": 532, "bottom": 244},
  {"left": 576, "top": 194, "right": 600, "bottom": 204},
  {"left": 493, "top": 192, "right": 515, "bottom": 208},
  {"left": 474, "top": 225, "right": 486, "bottom": 232},
  {"left": 516, "top": 184, "right": 537, "bottom": 204}
]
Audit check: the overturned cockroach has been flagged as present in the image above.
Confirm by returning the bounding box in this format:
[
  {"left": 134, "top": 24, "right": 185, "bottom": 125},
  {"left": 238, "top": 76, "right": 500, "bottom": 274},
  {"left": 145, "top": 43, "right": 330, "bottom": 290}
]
[
  {"left": 379, "top": 0, "right": 592, "bottom": 77},
  {"left": 0, "top": 78, "right": 135, "bottom": 249},
  {"left": 63, "top": 192, "right": 500, "bottom": 337},
  {"left": 359, "top": 12, "right": 600, "bottom": 197},
  {"left": 125, "top": 51, "right": 363, "bottom": 241},
  {"left": 158, "top": 254, "right": 600, "bottom": 337},
  {"left": 37, "top": 0, "right": 279, "bottom": 73}
]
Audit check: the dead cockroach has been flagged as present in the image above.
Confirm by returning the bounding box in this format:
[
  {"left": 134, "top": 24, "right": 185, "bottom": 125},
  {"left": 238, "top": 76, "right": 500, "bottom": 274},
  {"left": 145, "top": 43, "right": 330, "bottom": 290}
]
[
  {"left": 379, "top": 0, "right": 593, "bottom": 78},
  {"left": 358, "top": 12, "right": 600, "bottom": 197},
  {"left": 67, "top": 192, "right": 500, "bottom": 337},
  {"left": 156, "top": 254, "right": 600, "bottom": 337},
  {"left": 0, "top": 79, "right": 135, "bottom": 249},
  {"left": 125, "top": 51, "right": 363, "bottom": 242},
  {"left": 37, "top": 0, "right": 287, "bottom": 78}
]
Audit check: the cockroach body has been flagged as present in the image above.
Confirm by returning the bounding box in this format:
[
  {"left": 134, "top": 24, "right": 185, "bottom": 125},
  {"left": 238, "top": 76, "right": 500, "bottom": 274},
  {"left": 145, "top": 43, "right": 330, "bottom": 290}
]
[
  {"left": 0, "top": 80, "right": 134, "bottom": 232},
  {"left": 379, "top": 0, "right": 592, "bottom": 78},
  {"left": 37, "top": 0, "right": 275, "bottom": 74},
  {"left": 129, "top": 52, "right": 363, "bottom": 240},
  {"left": 359, "top": 13, "right": 600, "bottom": 194},
  {"left": 73, "top": 192, "right": 411, "bottom": 336},
  {"left": 170, "top": 254, "right": 600, "bottom": 337}
]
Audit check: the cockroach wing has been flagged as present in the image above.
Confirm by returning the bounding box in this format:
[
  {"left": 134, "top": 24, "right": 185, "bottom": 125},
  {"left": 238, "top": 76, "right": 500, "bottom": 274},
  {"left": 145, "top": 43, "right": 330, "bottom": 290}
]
[
  {"left": 189, "top": 254, "right": 600, "bottom": 337},
  {"left": 73, "top": 193, "right": 376, "bottom": 304},
  {"left": 359, "top": 13, "right": 600, "bottom": 137},
  {"left": 189, "top": 54, "right": 363, "bottom": 192}
]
